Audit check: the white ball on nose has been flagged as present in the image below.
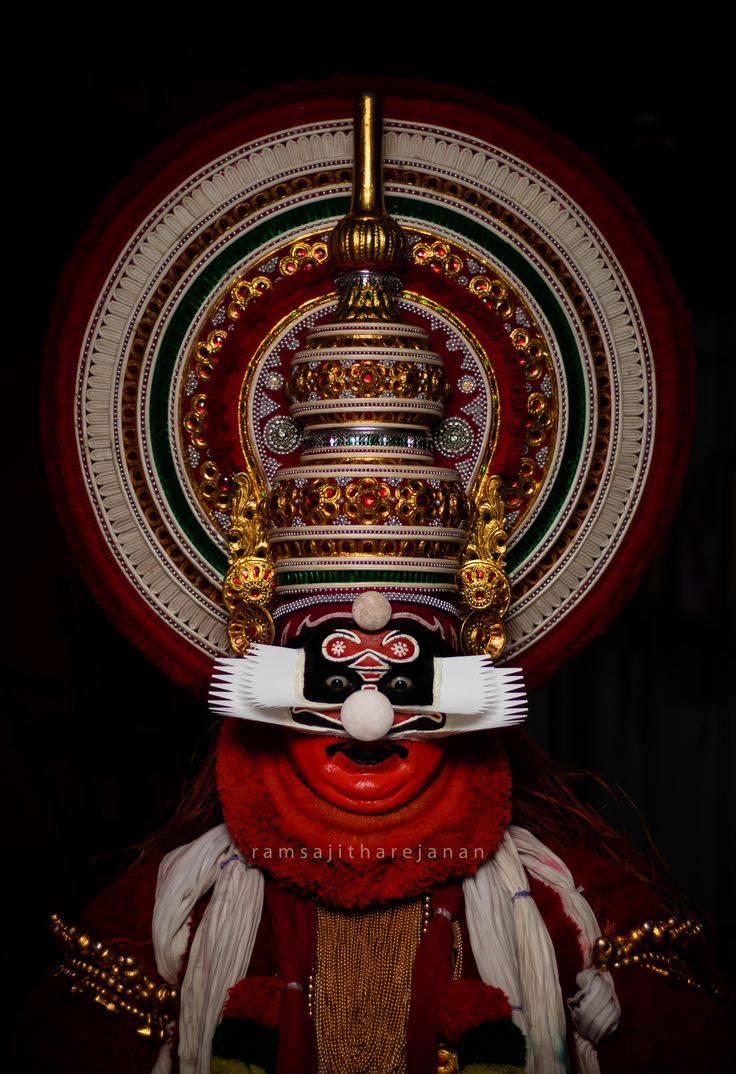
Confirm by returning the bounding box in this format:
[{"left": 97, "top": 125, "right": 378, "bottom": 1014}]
[
  {"left": 340, "top": 690, "right": 394, "bottom": 741},
  {"left": 351, "top": 591, "right": 392, "bottom": 631}
]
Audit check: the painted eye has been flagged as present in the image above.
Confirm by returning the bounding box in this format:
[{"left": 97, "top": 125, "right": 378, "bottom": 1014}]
[
  {"left": 325, "top": 675, "right": 351, "bottom": 691},
  {"left": 385, "top": 675, "right": 412, "bottom": 692}
]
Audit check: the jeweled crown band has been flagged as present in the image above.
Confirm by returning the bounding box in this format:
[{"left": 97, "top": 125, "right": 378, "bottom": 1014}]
[{"left": 301, "top": 426, "right": 435, "bottom": 463}]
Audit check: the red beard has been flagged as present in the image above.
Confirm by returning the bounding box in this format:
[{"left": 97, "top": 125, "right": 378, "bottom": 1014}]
[{"left": 217, "top": 721, "right": 512, "bottom": 908}]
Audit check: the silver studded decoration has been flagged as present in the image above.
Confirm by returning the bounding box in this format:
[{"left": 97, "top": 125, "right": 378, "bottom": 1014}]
[
  {"left": 264, "top": 415, "right": 302, "bottom": 454},
  {"left": 434, "top": 417, "right": 473, "bottom": 458}
]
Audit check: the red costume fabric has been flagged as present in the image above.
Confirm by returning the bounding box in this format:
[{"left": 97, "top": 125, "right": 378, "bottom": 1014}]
[
  {"left": 23, "top": 730, "right": 735, "bottom": 1073},
  {"left": 23, "top": 826, "right": 735, "bottom": 1073}
]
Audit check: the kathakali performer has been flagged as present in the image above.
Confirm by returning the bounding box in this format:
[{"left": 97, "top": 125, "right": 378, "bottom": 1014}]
[{"left": 36, "top": 82, "right": 733, "bottom": 1072}]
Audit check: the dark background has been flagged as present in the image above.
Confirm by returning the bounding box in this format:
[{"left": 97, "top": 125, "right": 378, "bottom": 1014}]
[{"left": 8, "top": 49, "right": 734, "bottom": 1003}]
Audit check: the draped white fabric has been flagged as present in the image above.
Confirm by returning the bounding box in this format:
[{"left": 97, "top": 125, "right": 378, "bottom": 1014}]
[
  {"left": 464, "top": 825, "right": 620, "bottom": 1074},
  {"left": 151, "top": 824, "right": 264, "bottom": 1074},
  {"left": 150, "top": 823, "right": 618, "bottom": 1073}
]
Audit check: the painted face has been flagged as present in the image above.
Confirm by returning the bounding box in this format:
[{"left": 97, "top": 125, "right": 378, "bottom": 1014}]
[
  {"left": 284, "top": 619, "right": 452, "bottom": 813},
  {"left": 291, "top": 620, "right": 448, "bottom": 735}
]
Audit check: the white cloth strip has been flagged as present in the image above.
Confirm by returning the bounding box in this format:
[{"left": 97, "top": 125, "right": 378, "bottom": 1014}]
[
  {"left": 464, "top": 826, "right": 620, "bottom": 1074},
  {"left": 151, "top": 824, "right": 265, "bottom": 1074}
]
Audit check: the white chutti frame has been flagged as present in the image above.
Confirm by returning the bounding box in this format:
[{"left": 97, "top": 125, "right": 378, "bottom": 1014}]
[{"left": 209, "top": 646, "right": 527, "bottom": 737}]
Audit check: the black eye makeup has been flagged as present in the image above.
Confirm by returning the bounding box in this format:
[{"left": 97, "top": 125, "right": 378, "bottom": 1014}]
[
  {"left": 324, "top": 674, "right": 353, "bottom": 693},
  {"left": 301, "top": 619, "right": 440, "bottom": 706},
  {"left": 385, "top": 675, "right": 412, "bottom": 691}
]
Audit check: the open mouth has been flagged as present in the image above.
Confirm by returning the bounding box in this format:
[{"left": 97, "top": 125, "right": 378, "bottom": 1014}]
[{"left": 325, "top": 741, "right": 409, "bottom": 766}]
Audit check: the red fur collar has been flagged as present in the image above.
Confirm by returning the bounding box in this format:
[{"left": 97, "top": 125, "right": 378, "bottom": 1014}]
[{"left": 217, "top": 723, "right": 511, "bottom": 908}]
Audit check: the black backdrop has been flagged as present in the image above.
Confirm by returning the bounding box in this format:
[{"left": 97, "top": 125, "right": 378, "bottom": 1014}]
[{"left": 8, "top": 51, "right": 734, "bottom": 1003}]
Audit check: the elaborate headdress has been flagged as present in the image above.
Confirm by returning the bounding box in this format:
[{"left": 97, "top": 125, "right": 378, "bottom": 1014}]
[
  {"left": 223, "top": 94, "right": 475, "bottom": 637},
  {"left": 207, "top": 93, "right": 527, "bottom": 740},
  {"left": 46, "top": 80, "right": 691, "bottom": 698}
]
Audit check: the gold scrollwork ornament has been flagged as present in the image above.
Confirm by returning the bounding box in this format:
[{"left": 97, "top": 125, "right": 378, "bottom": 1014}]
[
  {"left": 459, "top": 473, "right": 511, "bottom": 659},
  {"left": 227, "top": 473, "right": 269, "bottom": 560},
  {"left": 224, "top": 472, "right": 275, "bottom": 649},
  {"left": 463, "top": 473, "right": 508, "bottom": 564}
]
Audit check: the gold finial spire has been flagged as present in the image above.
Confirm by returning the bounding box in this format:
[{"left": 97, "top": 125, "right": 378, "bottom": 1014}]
[
  {"left": 329, "top": 93, "right": 407, "bottom": 313},
  {"left": 353, "top": 91, "right": 384, "bottom": 216}
]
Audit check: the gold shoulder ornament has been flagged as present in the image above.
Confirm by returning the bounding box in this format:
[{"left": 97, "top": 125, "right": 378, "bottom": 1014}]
[
  {"left": 592, "top": 914, "right": 718, "bottom": 995},
  {"left": 50, "top": 913, "right": 179, "bottom": 1041}
]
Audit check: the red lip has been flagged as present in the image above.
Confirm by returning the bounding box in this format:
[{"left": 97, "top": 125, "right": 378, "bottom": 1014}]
[{"left": 285, "top": 731, "right": 445, "bottom": 815}]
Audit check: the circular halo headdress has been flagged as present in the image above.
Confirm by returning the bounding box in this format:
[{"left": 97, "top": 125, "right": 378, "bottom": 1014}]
[{"left": 46, "top": 80, "right": 692, "bottom": 693}]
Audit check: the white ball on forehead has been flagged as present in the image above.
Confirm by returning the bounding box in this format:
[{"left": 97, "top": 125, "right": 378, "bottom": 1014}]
[
  {"left": 340, "top": 690, "right": 394, "bottom": 741},
  {"left": 351, "top": 591, "right": 392, "bottom": 632}
]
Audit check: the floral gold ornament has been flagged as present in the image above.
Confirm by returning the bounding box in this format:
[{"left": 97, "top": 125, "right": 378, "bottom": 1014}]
[
  {"left": 194, "top": 329, "right": 228, "bottom": 380},
  {"left": 268, "top": 482, "right": 296, "bottom": 527},
  {"left": 223, "top": 558, "right": 275, "bottom": 610},
  {"left": 279, "top": 240, "right": 328, "bottom": 276},
  {"left": 349, "top": 360, "right": 388, "bottom": 397},
  {"left": 227, "top": 604, "right": 275, "bottom": 651},
  {"left": 388, "top": 361, "right": 419, "bottom": 397},
  {"left": 301, "top": 478, "right": 342, "bottom": 526},
  {"left": 184, "top": 394, "right": 209, "bottom": 450},
  {"left": 227, "top": 274, "right": 271, "bottom": 320},
  {"left": 344, "top": 476, "right": 393, "bottom": 524},
  {"left": 198, "top": 460, "right": 236, "bottom": 512},
  {"left": 412, "top": 239, "right": 463, "bottom": 278},
  {"left": 460, "top": 561, "right": 509, "bottom": 612},
  {"left": 395, "top": 479, "right": 437, "bottom": 525},
  {"left": 469, "top": 275, "right": 513, "bottom": 319}
]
